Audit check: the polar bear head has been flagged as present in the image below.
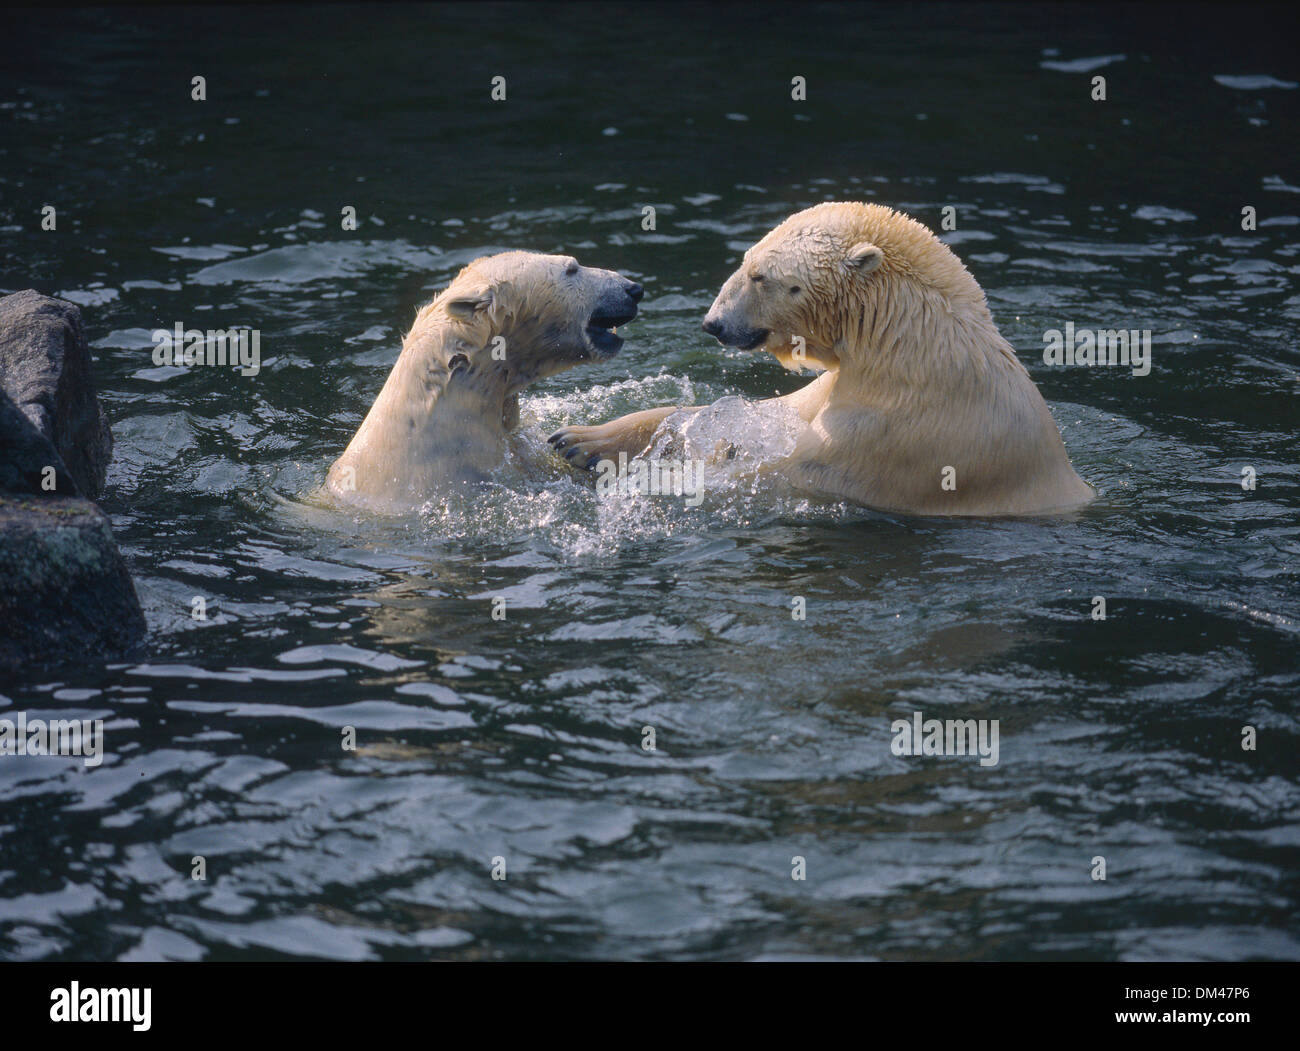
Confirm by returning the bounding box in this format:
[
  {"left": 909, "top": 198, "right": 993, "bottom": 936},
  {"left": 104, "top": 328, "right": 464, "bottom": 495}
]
[
  {"left": 426, "top": 251, "right": 643, "bottom": 390},
  {"left": 701, "top": 202, "right": 986, "bottom": 373}
]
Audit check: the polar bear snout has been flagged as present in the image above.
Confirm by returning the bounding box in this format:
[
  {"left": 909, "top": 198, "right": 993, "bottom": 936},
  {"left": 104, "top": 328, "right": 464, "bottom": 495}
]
[
  {"left": 703, "top": 273, "right": 772, "bottom": 351},
  {"left": 591, "top": 277, "right": 642, "bottom": 324},
  {"left": 583, "top": 275, "right": 643, "bottom": 358},
  {"left": 702, "top": 312, "right": 770, "bottom": 351}
]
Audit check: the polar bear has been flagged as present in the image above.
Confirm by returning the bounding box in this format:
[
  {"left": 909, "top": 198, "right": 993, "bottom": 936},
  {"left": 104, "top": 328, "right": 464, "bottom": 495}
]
[
  {"left": 327, "top": 251, "right": 642, "bottom": 510},
  {"left": 549, "top": 202, "right": 1093, "bottom": 516}
]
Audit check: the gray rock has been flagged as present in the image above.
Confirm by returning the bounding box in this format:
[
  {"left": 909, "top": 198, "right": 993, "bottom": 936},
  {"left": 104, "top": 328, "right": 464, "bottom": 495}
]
[
  {"left": 0, "top": 290, "right": 113, "bottom": 500},
  {"left": 0, "top": 290, "right": 145, "bottom": 675},
  {"left": 0, "top": 495, "right": 146, "bottom": 676},
  {"left": 0, "top": 386, "right": 79, "bottom": 496}
]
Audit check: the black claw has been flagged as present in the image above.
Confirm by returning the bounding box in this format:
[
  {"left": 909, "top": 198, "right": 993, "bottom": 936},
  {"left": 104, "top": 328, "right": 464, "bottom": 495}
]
[{"left": 585, "top": 454, "right": 601, "bottom": 469}]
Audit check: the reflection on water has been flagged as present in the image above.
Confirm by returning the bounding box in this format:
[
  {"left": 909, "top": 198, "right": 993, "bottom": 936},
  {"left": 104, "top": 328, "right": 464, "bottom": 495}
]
[{"left": 0, "top": 4, "right": 1297, "bottom": 961}]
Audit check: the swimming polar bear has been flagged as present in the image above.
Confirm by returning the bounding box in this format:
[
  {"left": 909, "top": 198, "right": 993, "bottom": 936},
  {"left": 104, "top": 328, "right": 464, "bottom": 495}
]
[
  {"left": 327, "top": 251, "right": 642, "bottom": 511},
  {"left": 549, "top": 203, "right": 1093, "bottom": 516}
]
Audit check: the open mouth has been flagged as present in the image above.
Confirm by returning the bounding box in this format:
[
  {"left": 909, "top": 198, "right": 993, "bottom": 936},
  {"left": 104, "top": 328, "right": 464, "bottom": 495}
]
[{"left": 584, "top": 309, "right": 637, "bottom": 357}]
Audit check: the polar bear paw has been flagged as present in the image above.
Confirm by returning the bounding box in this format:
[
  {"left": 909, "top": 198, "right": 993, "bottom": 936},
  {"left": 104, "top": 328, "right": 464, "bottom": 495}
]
[{"left": 547, "top": 421, "right": 643, "bottom": 469}]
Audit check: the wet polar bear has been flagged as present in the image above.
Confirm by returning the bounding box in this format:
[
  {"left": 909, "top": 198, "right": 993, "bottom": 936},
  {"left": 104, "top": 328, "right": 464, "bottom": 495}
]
[
  {"left": 328, "top": 251, "right": 642, "bottom": 511},
  {"left": 550, "top": 202, "right": 1093, "bottom": 516}
]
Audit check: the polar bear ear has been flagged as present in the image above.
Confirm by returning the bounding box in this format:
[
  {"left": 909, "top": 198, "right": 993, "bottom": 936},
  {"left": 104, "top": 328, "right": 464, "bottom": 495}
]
[
  {"left": 444, "top": 289, "right": 494, "bottom": 320},
  {"left": 845, "top": 242, "right": 884, "bottom": 274}
]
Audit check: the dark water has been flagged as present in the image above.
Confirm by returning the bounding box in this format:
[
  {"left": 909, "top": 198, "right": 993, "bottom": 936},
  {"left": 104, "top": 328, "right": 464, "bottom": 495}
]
[{"left": 1, "top": 3, "right": 1297, "bottom": 960}]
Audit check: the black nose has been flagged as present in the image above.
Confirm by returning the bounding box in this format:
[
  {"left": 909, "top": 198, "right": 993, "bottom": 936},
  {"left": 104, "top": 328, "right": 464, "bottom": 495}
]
[
  {"left": 625, "top": 282, "right": 643, "bottom": 302},
  {"left": 702, "top": 317, "right": 723, "bottom": 336}
]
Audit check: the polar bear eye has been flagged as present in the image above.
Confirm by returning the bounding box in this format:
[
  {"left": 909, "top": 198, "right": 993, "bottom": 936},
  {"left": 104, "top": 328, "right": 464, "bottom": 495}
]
[
  {"left": 565, "top": 260, "right": 580, "bottom": 276},
  {"left": 789, "top": 285, "right": 802, "bottom": 295},
  {"left": 749, "top": 272, "right": 764, "bottom": 284}
]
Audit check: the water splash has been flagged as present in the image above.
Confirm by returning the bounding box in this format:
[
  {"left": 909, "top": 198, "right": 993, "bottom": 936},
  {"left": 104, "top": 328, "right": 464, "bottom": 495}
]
[
  {"left": 297, "top": 391, "right": 843, "bottom": 558},
  {"left": 646, "top": 394, "right": 805, "bottom": 466}
]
